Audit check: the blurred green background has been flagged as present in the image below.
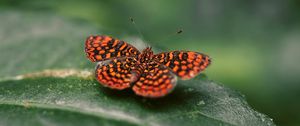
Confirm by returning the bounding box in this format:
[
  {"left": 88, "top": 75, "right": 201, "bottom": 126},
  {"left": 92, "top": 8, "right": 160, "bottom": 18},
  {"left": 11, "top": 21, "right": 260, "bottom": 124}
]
[{"left": 0, "top": 0, "right": 299, "bottom": 125}]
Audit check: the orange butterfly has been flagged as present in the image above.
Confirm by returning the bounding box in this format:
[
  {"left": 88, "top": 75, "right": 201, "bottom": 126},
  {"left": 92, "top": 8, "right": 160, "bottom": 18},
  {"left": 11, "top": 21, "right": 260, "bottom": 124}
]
[{"left": 85, "top": 35, "right": 211, "bottom": 98}]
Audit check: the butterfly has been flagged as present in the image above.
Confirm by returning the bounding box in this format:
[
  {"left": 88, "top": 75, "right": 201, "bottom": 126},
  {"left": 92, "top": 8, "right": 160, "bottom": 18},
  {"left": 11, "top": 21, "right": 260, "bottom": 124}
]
[{"left": 85, "top": 35, "right": 211, "bottom": 98}]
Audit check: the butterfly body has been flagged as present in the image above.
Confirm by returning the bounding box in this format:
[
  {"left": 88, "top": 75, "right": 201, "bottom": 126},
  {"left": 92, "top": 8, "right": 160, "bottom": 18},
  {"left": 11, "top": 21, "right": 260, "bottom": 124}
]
[{"left": 85, "top": 35, "right": 211, "bottom": 98}]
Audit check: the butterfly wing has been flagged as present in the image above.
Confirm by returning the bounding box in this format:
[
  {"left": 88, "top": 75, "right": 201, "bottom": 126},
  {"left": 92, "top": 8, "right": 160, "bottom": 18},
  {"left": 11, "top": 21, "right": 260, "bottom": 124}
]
[
  {"left": 132, "top": 62, "right": 177, "bottom": 98},
  {"left": 85, "top": 35, "right": 141, "bottom": 62},
  {"left": 154, "top": 51, "right": 211, "bottom": 80},
  {"left": 95, "top": 57, "right": 140, "bottom": 90}
]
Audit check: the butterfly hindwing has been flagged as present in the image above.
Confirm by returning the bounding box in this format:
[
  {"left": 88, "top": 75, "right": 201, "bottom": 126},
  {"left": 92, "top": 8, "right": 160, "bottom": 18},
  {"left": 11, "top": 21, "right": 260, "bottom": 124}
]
[
  {"left": 95, "top": 57, "right": 140, "bottom": 90},
  {"left": 85, "top": 35, "right": 141, "bottom": 62},
  {"left": 154, "top": 51, "right": 211, "bottom": 80},
  {"left": 132, "top": 62, "right": 177, "bottom": 98}
]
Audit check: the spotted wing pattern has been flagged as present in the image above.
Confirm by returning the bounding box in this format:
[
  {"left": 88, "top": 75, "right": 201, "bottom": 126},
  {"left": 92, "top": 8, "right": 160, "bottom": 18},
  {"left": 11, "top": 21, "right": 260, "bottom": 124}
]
[
  {"left": 154, "top": 51, "right": 211, "bottom": 80},
  {"left": 132, "top": 62, "right": 177, "bottom": 98},
  {"left": 85, "top": 35, "right": 141, "bottom": 62},
  {"left": 95, "top": 57, "right": 140, "bottom": 90}
]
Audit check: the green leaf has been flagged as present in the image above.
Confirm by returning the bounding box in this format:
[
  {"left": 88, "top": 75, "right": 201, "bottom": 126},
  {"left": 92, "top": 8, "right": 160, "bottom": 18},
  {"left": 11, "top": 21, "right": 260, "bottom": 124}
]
[
  {"left": 0, "top": 11, "right": 275, "bottom": 126},
  {"left": 0, "top": 74, "right": 274, "bottom": 126}
]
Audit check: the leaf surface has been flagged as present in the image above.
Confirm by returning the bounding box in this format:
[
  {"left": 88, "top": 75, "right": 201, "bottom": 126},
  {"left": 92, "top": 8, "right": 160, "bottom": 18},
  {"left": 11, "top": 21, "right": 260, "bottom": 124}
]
[{"left": 0, "top": 11, "right": 275, "bottom": 126}]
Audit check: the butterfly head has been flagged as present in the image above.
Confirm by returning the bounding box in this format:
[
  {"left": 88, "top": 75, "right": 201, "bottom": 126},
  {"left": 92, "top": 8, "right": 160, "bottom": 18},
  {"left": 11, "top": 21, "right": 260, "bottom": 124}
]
[{"left": 139, "top": 47, "right": 154, "bottom": 63}]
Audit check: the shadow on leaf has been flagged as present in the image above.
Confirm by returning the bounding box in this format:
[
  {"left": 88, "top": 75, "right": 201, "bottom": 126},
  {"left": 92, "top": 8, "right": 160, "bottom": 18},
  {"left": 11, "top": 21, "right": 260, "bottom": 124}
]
[{"left": 97, "top": 74, "right": 208, "bottom": 112}]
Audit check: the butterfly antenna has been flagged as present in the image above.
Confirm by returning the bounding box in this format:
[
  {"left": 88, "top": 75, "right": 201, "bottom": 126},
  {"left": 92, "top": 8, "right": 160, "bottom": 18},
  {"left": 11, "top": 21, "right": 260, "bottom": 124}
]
[
  {"left": 177, "top": 29, "right": 183, "bottom": 34},
  {"left": 129, "top": 17, "right": 147, "bottom": 43},
  {"left": 151, "top": 28, "right": 183, "bottom": 51},
  {"left": 154, "top": 28, "right": 183, "bottom": 44}
]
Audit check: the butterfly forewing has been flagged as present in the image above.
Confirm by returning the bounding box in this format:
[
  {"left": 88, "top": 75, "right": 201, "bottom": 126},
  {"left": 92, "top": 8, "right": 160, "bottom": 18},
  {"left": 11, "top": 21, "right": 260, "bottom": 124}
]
[
  {"left": 95, "top": 57, "right": 140, "bottom": 90},
  {"left": 154, "top": 51, "right": 211, "bottom": 80},
  {"left": 132, "top": 62, "right": 177, "bottom": 98},
  {"left": 85, "top": 35, "right": 141, "bottom": 62}
]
